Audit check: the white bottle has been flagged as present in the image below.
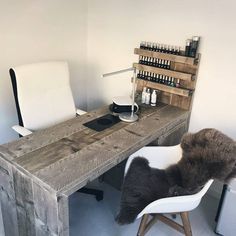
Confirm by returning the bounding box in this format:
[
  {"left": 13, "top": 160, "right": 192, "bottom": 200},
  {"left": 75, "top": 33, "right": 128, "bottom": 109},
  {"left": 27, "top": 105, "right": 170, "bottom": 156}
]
[
  {"left": 151, "top": 90, "right": 157, "bottom": 106},
  {"left": 141, "top": 87, "right": 147, "bottom": 104},
  {"left": 145, "top": 88, "right": 151, "bottom": 105}
]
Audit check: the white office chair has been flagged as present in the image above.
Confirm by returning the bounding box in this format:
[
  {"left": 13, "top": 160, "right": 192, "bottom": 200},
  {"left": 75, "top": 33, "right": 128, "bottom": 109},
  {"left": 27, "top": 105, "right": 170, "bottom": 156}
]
[
  {"left": 10, "top": 61, "right": 87, "bottom": 136},
  {"left": 125, "top": 145, "right": 213, "bottom": 236},
  {"left": 10, "top": 61, "right": 103, "bottom": 201}
]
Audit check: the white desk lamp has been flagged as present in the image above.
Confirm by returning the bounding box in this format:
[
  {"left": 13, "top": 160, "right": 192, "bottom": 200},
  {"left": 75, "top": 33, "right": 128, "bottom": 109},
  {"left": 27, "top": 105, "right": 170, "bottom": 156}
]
[{"left": 102, "top": 67, "right": 138, "bottom": 123}]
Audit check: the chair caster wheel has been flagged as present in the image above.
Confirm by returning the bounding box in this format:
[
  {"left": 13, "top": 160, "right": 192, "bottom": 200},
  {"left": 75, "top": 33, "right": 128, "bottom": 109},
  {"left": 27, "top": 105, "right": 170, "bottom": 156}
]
[
  {"left": 96, "top": 194, "right": 103, "bottom": 201},
  {"left": 95, "top": 191, "right": 104, "bottom": 201}
]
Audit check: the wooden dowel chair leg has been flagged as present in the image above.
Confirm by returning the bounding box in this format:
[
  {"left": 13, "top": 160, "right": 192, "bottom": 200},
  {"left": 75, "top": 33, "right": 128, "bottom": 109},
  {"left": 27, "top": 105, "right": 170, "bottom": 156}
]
[
  {"left": 180, "top": 212, "right": 192, "bottom": 236},
  {"left": 137, "top": 214, "right": 149, "bottom": 236}
]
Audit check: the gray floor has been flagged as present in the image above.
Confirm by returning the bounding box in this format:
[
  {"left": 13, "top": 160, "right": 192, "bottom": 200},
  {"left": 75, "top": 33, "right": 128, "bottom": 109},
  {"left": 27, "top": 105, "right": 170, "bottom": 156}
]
[{"left": 69, "top": 181, "right": 219, "bottom": 236}]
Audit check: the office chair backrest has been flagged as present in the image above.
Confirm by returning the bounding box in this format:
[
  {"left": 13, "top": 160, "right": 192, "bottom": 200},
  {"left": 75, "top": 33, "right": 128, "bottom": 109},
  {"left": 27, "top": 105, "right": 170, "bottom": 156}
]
[{"left": 10, "top": 61, "right": 76, "bottom": 131}]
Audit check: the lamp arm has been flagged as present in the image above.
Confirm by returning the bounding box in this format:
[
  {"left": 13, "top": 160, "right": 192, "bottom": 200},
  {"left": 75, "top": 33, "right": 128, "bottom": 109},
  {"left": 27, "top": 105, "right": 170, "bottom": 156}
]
[
  {"left": 102, "top": 67, "right": 134, "bottom": 78},
  {"left": 101, "top": 66, "right": 138, "bottom": 122}
]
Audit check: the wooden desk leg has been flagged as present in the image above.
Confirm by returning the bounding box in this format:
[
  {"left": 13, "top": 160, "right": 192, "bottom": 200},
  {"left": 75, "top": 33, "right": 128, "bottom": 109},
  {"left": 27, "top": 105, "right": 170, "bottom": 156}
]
[
  {"left": 32, "top": 182, "right": 69, "bottom": 236},
  {"left": 0, "top": 161, "right": 69, "bottom": 236}
]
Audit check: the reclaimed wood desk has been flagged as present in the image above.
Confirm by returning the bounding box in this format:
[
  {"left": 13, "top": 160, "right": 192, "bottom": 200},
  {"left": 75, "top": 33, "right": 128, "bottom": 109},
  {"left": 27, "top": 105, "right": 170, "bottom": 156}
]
[{"left": 0, "top": 104, "right": 189, "bottom": 236}]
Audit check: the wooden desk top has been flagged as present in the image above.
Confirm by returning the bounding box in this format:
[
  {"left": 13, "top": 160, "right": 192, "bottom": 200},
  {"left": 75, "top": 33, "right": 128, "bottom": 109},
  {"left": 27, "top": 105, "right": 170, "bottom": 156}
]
[{"left": 0, "top": 104, "right": 189, "bottom": 196}]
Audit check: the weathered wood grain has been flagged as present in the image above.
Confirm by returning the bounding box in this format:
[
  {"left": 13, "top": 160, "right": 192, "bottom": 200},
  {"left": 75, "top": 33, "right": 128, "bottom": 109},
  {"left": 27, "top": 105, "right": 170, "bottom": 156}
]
[
  {"left": 137, "top": 79, "right": 190, "bottom": 97},
  {"left": 57, "top": 195, "right": 69, "bottom": 236},
  {"left": 0, "top": 202, "right": 5, "bottom": 236},
  {"left": 0, "top": 104, "right": 190, "bottom": 235},
  {"left": 134, "top": 63, "right": 193, "bottom": 81},
  {"left": 13, "top": 105, "right": 167, "bottom": 174},
  {"left": 32, "top": 182, "right": 68, "bottom": 236},
  {"left": 12, "top": 167, "right": 36, "bottom": 236},
  {"left": 0, "top": 146, "right": 17, "bottom": 161},
  {"left": 0, "top": 158, "right": 19, "bottom": 236},
  {"left": 134, "top": 48, "right": 196, "bottom": 65},
  {"left": 3, "top": 107, "right": 109, "bottom": 158},
  {"left": 34, "top": 106, "right": 188, "bottom": 195}
]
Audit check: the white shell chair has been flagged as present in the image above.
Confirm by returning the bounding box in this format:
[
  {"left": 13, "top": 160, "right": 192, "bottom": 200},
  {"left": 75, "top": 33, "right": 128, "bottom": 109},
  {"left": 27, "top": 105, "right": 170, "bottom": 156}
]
[{"left": 125, "top": 145, "right": 213, "bottom": 236}]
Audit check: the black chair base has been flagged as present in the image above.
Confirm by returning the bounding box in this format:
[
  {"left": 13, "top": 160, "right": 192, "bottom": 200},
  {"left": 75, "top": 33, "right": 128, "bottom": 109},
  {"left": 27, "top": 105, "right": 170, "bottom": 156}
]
[{"left": 77, "top": 187, "right": 104, "bottom": 201}]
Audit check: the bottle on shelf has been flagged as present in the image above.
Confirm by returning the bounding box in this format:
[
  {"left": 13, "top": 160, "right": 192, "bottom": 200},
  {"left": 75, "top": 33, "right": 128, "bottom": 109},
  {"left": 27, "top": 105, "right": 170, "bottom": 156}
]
[
  {"left": 143, "top": 71, "right": 148, "bottom": 80},
  {"left": 154, "top": 58, "right": 158, "bottom": 67},
  {"left": 185, "top": 39, "right": 191, "bottom": 57},
  {"left": 137, "top": 70, "right": 141, "bottom": 79},
  {"left": 139, "top": 56, "right": 144, "bottom": 64},
  {"left": 171, "top": 46, "right": 175, "bottom": 54},
  {"left": 159, "top": 74, "right": 163, "bottom": 84},
  {"left": 167, "top": 60, "right": 171, "bottom": 69},
  {"left": 145, "top": 88, "right": 151, "bottom": 105},
  {"left": 142, "top": 56, "right": 147, "bottom": 65},
  {"left": 140, "top": 41, "right": 145, "bottom": 49},
  {"left": 154, "top": 74, "right": 159, "bottom": 83},
  {"left": 153, "top": 43, "right": 158, "bottom": 51},
  {"left": 151, "top": 90, "right": 157, "bottom": 106},
  {"left": 176, "top": 78, "right": 180, "bottom": 88},
  {"left": 168, "top": 76, "right": 172, "bottom": 85},
  {"left": 170, "top": 77, "right": 175, "bottom": 87},
  {"left": 141, "top": 71, "right": 145, "bottom": 80},
  {"left": 167, "top": 45, "right": 172, "bottom": 53},
  {"left": 176, "top": 46, "right": 181, "bottom": 55},
  {"left": 189, "top": 36, "right": 200, "bottom": 58},
  {"left": 151, "top": 72, "right": 155, "bottom": 82},
  {"left": 146, "top": 42, "right": 151, "bottom": 50},
  {"left": 148, "top": 58, "right": 152, "bottom": 66},
  {"left": 141, "top": 87, "right": 147, "bottom": 103}
]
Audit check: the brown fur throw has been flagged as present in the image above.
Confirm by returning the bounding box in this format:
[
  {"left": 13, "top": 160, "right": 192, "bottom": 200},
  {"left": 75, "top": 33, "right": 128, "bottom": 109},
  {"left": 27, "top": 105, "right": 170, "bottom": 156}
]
[{"left": 116, "top": 128, "right": 236, "bottom": 225}]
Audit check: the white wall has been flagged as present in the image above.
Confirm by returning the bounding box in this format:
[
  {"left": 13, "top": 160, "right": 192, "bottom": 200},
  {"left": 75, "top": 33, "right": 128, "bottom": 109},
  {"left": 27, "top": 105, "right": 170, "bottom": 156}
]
[
  {"left": 87, "top": 0, "right": 236, "bottom": 197},
  {"left": 0, "top": 0, "right": 87, "bottom": 144},
  {"left": 87, "top": 0, "right": 236, "bottom": 138}
]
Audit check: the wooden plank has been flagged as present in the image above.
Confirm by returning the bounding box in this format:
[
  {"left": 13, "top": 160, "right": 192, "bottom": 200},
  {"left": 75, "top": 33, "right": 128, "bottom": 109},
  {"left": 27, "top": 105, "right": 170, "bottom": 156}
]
[
  {"left": 57, "top": 195, "right": 69, "bottom": 236},
  {"left": 137, "top": 79, "right": 190, "bottom": 97},
  {"left": 2, "top": 107, "right": 109, "bottom": 158},
  {"left": 134, "top": 48, "right": 197, "bottom": 65},
  {"left": 185, "top": 53, "right": 201, "bottom": 112},
  {"left": 0, "top": 202, "right": 5, "bottom": 236},
  {"left": 134, "top": 63, "right": 193, "bottom": 81},
  {"left": 34, "top": 106, "right": 189, "bottom": 195},
  {"left": 32, "top": 183, "right": 69, "bottom": 236},
  {"left": 12, "top": 167, "right": 36, "bottom": 236},
  {"left": 14, "top": 105, "right": 163, "bottom": 174},
  {"left": 171, "top": 61, "right": 198, "bottom": 74},
  {"left": 169, "top": 94, "right": 192, "bottom": 110},
  {"left": 0, "top": 158, "right": 19, "bottom": 236},
  {"left": 0, "top": 146, "right": 17, "bottom": 161}
]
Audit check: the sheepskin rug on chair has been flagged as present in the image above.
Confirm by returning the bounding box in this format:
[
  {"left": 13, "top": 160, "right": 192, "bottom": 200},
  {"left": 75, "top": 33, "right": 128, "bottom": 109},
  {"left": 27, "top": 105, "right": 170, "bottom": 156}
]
[{"left": 116, "top": 128, "right": 236, "bottom": 224}]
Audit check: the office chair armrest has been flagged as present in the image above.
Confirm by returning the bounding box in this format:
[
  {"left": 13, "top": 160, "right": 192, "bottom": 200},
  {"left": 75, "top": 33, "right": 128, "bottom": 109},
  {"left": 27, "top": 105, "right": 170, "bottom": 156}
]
[
  {"left": 76, "top": 108, "right": 87, "bottom": 116},
  {"left": 12, "top": 125, "right": 33, "bottom": 136}
]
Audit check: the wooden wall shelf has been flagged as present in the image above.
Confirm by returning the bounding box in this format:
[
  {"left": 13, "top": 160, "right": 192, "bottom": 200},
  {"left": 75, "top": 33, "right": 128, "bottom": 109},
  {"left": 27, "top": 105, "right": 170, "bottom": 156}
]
[
  {"left": 134, "top": 48, "right": 199, "bottom": 65},
  {"left": 136, "top": 80, "right": 191, "bottom": 97},
  {"left": 134, "top": 45, "right": 201, "bottom": 110},
  {"left": 133, "top": 63, "right": 193, "bottom": 81}
]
